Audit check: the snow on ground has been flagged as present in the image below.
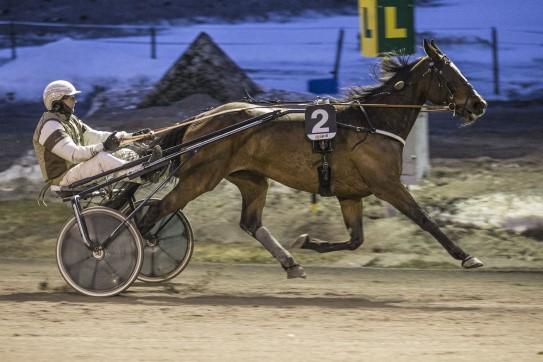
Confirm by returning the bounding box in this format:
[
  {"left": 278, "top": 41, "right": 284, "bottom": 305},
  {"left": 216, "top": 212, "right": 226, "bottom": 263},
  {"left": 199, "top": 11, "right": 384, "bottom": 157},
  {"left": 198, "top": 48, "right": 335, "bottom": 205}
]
[
  {"left": 441, "top": 192, "right": 543, "bottom": 233},
  {"left": 0, "top": 151, "right": 41, "bottom": 186},
  {"left": 0, "top": 1, "right": 542, "bottom": 104}
]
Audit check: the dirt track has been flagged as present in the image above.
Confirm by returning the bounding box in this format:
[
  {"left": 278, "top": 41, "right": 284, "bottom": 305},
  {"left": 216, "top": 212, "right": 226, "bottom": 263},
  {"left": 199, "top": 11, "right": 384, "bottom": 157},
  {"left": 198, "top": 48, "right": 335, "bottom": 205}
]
[{"left": 0, "top": 259, "right": 542, "bottom": 361}]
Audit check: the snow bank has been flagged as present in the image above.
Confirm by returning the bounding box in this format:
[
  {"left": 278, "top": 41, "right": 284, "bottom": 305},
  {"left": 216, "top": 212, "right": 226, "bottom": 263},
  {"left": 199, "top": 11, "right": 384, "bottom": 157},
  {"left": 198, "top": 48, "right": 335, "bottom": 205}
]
[{"left": 0, "top": 151, "right": 42, "bottom": 185}]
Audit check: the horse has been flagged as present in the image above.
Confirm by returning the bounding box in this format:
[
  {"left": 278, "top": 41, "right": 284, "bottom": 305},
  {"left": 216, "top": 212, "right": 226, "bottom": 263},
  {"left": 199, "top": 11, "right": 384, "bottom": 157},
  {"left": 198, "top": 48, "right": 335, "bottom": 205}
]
[{"left": 140, "top": 39, "right": 487, "bottom": 278}]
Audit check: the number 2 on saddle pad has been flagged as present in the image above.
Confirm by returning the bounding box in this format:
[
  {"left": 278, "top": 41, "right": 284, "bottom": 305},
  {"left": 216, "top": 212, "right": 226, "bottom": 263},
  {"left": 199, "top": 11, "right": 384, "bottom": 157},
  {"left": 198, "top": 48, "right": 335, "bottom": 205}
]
[{"left": 305, "top": 104, "right": 337, "bottom": 141}]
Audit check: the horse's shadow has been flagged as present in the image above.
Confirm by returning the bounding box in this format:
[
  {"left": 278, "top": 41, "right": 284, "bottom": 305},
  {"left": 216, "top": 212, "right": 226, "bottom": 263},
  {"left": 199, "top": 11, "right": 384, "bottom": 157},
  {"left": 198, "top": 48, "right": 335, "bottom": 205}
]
[{"left": 0, "top": 288, "right": 480, "bottom": 312}]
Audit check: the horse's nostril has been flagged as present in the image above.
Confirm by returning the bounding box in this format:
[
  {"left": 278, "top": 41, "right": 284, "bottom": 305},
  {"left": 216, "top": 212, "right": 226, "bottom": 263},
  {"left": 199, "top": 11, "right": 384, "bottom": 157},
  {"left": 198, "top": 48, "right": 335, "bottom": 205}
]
[{"left": 473, "top": 101, "right": 487, "bottom": 115}]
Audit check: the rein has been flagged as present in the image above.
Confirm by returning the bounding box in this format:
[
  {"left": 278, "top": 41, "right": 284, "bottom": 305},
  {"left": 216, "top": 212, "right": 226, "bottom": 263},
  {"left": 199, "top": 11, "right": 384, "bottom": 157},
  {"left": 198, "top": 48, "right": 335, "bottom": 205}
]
[{"left": 122, "top": 101, "right": 451, "bottom": 145}]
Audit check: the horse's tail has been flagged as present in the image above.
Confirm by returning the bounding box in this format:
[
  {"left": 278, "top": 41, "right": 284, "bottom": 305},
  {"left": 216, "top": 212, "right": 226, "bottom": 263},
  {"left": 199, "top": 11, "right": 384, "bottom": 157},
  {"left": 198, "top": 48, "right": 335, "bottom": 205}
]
[
  {"left": 155, "top": 126, "right": 187, "bottom": 151},
  {"left": 152, "top": 125, "right": 188, "bottom": 177}
]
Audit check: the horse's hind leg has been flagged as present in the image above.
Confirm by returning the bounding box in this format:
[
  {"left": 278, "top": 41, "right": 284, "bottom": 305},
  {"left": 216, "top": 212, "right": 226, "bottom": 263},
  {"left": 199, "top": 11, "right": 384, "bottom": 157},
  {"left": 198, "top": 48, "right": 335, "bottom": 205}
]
[
  {"left": 373, "top": 181, "right": 483, "bottom": 269},
  {"left": 291, "top": 197, "right": 364, "bottom": 253},
  {"left": 138, "top": 161, "right": 226, "bottom": 234},
  {"left": 227, "top": 171, "right": 306, "bottom": 279}
]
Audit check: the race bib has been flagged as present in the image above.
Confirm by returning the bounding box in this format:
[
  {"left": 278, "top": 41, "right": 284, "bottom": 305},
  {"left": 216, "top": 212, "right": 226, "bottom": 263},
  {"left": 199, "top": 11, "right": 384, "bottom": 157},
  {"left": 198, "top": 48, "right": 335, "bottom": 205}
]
[{"left": 305, "top": 105, "right": 337, "bottom": 141}]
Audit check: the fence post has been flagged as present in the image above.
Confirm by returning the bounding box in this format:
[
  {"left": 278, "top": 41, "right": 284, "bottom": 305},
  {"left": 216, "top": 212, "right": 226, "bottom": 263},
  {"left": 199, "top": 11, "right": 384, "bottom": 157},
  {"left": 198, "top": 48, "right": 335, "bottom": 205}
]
[
  {"left": 9, "top": 21, "right": 17, "bottom": 60},
  {"left": 332, "top": 28, "right": 345, "bottom": 80},
  {"left": 491, "top": 26, "right": 500, "bottom": 95},
  {"left": 150, "top": 27, "right": 156, "bottom": 59}
]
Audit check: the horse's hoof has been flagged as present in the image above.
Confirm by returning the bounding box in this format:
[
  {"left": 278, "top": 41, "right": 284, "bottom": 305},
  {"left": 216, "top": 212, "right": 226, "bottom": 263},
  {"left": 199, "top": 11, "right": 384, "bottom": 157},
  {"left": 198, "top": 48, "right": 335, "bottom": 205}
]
[
  {"left": 462, "top": 256, "right": 484, "bottom": 269},
  {"left": 286, "top": 264, "right": 307, "bottom": 279},
  {"left": 290, "top": 234, "right": 309, "bottom": 249}
]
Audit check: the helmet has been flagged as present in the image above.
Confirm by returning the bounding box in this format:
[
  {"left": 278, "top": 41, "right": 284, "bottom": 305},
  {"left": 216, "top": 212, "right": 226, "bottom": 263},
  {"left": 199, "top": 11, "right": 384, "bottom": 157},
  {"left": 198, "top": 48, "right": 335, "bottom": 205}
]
[{"left": 43, "top": 80, "right": 81, "bottom": 111}]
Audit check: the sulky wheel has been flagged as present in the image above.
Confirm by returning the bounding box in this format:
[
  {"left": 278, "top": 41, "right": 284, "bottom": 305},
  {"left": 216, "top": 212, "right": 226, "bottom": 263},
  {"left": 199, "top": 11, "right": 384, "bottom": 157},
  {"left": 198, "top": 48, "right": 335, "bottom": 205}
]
[
  {"left": 56, "top": 207, "right": 143, "bottom": 297},
  {"left": 127, "top": 199, "right": 194, "bottom": 283}
]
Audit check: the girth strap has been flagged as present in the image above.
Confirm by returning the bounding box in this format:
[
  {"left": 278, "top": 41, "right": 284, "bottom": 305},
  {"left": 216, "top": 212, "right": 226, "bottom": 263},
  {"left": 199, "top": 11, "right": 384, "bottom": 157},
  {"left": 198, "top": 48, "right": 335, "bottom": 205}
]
[
  {"left": 374, "top": 129, "right": 406, "bottom": 146},
  {"left": 336, "top": 122, "right": 406, "bottom": 146}
]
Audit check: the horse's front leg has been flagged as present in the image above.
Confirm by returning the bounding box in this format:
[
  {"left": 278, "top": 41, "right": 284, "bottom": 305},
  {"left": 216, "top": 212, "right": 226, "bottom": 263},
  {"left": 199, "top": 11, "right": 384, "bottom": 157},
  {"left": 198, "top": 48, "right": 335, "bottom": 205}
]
[
  {"left": 372, "top": 180, "right": 483, "bottom": 269},
  {"left": 291, "top": 197, "right": 364, "bottom": 253}
]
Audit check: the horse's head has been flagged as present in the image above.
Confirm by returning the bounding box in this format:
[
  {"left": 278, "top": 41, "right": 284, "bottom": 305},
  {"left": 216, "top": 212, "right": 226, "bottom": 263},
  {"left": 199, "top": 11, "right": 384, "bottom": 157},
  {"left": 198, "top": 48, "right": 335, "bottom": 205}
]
[{"left": 422, "top": 39, "right": 487, "bottom": 125}]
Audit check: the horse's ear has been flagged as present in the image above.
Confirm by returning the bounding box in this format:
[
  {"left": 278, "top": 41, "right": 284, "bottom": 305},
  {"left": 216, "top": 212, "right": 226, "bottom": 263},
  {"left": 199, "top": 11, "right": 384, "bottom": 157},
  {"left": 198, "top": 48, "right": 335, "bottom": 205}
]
[
  {"left": 423, "top": 38, "right": 430, "bottom": 51},
  {"left": 423, "top": 38, "right": 441, "bottom": 62},
  {"left": 430, "top": 39, "right": 445, "bottom": 56}
]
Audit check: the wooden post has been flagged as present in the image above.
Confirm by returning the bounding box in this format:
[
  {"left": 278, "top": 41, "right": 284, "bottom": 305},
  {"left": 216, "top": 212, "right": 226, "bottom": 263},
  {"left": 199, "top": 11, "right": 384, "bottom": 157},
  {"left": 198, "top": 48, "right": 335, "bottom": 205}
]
[
  {"left": 150, "top": 27, "right": 156, "bottom": 59},
  {"left": 332, "top": 28, "right": 344, "bottom": 80},
  {"left": 9, "top": 21, "right": 16, "bottom": 60},
  {"left": 491, "top": 27, "right": 500, "bottom": 95}
]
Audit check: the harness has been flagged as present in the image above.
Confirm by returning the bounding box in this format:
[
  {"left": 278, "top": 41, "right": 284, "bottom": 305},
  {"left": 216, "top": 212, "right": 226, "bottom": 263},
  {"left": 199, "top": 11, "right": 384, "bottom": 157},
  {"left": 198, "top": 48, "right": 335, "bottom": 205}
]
[
  {"left": 309, "top": 98, "right": 415, "bottom": 196},
  {"left": 336, "top": 100, "right": 407, "bottom": 146}
]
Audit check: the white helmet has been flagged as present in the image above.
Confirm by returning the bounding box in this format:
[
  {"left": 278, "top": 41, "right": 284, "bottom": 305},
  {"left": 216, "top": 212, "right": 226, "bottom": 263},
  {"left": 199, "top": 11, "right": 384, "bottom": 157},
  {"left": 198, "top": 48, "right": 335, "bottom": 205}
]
[{"left": 43, "top": 80, "right": 81, "bottom": 111}]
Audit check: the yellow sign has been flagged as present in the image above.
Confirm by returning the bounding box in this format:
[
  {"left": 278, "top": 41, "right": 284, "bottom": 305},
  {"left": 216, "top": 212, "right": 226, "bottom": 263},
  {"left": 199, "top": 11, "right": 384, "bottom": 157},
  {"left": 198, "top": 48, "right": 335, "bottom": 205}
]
[
  {"left": 385, "top": 6, "right": 407, "bottom": 38},
  {"left": 359, "top": 0, "right": 415, "bottom": 57},
  {"left": 359, "top": 0, "right": 377, "bottom": 57}
]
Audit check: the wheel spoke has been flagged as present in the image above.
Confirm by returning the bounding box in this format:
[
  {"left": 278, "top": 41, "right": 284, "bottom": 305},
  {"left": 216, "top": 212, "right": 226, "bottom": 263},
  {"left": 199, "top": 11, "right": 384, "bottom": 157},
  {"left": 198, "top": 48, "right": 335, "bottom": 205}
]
[
  {"left": 65, "top": 254, "right": 92, "bottom": 270},
  {"left": 156, "top": 234, "right": 185, "bottom": 242},
  {"left": 158, "top": 245, "right": 182, "bottom": 264},
  {"left": 154, "top": 213, "right": 177, "bottom": 236},
  {"left": 103, "top": 259, "right": 123, "bottom": 285},
  {"left": 103, "top": 225, "right": 131, "bottom": 248},
  {"left": 90, "top": 260, "right": 98, "bottom": 289},
  {"left": 149, "top": 249, "right": 156, "bottom": 277}
]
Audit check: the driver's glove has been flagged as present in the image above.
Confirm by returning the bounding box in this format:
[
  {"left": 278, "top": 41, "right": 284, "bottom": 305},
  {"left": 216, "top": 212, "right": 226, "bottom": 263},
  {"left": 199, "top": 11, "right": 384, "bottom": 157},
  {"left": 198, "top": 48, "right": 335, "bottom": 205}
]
[{"left": 103, "top": 131, "right": 121, "bottom": 152}]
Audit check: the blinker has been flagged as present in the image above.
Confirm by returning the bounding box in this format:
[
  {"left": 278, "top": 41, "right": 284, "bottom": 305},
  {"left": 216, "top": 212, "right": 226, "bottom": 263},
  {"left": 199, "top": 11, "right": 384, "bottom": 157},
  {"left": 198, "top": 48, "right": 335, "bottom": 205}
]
[{"left": 394, "top": 81, "right": 405, "bottom": 90}]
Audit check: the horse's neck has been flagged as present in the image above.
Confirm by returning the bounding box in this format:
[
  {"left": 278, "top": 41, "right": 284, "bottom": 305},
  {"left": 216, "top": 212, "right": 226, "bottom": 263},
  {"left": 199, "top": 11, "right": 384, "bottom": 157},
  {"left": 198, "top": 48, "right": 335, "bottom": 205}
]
[{"left": 360, "top": 73, "right": 427, "bottom": 140}]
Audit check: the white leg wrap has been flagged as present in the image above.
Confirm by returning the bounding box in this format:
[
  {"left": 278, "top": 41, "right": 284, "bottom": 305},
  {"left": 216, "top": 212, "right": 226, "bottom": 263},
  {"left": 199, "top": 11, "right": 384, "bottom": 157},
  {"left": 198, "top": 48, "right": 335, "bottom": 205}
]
[{"left": 255, "top": 226, "right": 296, "bottom": 268}]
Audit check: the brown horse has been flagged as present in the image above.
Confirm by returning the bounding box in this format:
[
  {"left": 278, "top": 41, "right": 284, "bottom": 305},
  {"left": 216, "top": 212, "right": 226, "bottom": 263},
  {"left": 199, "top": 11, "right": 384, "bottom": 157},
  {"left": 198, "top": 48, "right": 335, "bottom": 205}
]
[{"left": 141, "top": 39, "right": 487, "bottom": 278}]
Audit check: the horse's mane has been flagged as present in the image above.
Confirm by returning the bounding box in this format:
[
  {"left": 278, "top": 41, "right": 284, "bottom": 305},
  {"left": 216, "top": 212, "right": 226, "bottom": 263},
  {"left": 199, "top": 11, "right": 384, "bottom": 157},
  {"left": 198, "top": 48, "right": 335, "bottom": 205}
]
[{"left": 344, "top": 54, "right": 420, "bottom": 102}]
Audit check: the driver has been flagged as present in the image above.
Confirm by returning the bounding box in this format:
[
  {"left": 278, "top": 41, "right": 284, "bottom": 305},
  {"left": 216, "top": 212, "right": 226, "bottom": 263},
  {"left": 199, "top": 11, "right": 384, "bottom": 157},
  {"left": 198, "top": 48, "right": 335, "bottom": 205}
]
[{"left": 33, "top": 80, "right": 160, "bottom": 187}]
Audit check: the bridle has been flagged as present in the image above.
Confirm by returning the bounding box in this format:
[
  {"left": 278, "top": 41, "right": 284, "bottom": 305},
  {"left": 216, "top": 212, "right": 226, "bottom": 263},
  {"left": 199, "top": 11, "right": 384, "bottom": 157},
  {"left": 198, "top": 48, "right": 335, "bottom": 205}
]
[{"left": 421, "top": 55, "right": 479, "bottom": 122}]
